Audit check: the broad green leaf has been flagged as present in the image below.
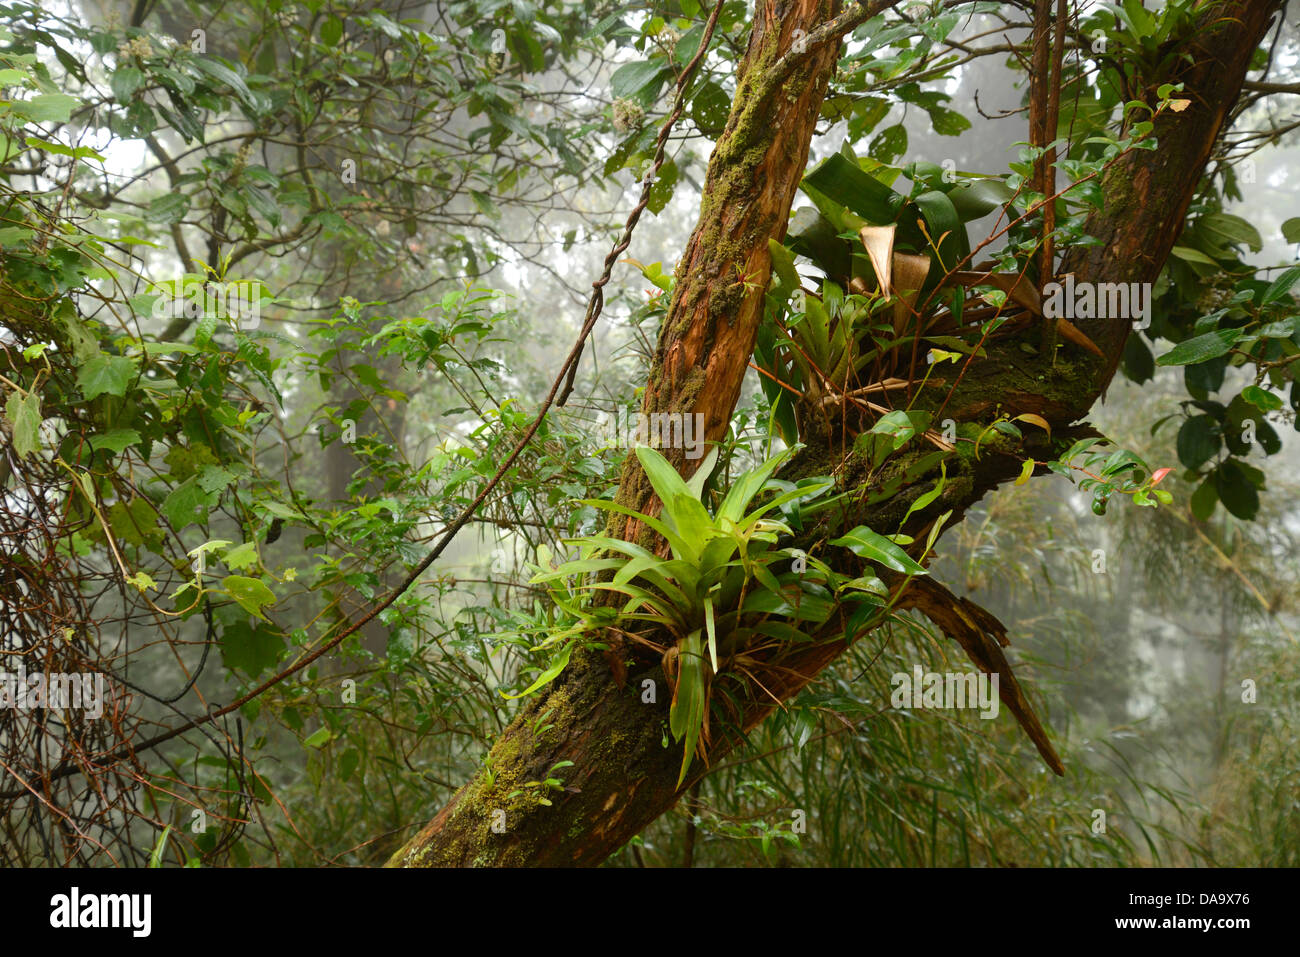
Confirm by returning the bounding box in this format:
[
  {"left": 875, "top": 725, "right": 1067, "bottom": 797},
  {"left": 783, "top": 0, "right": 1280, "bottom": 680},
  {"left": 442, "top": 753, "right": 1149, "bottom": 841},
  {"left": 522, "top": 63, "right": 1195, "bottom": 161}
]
[
  {"left": 869, "top": 123, "right": 908, "bottom": 164},
  {"left": 320, "top": 15, "right": 344, "bottom": 45},
  {"left": 219, "top": 619, "right": 285, "bottom": 677},
  {"left": 635, "top": 444, "right": 692, "bottom": 509},
  {"left": 89, "top": 428, "right": 141, "bottom": 454},
  {"left": 690, "top": 80, "right": 730, "bottom": 133},
  {"left": 802, "top": 152, "right": 905, "bottom": 226},
  {"left": 222, "top": 541, "right": 259, "bottom": 571},
  {"left": 830, "top": 525, "right": 927, "bottom": 575},
  {"left": 16, "top": 93, "right": 78, "bottom": 123},
  {"left": 581, "top": 497, "right": 695, "bottom": 564},
  {"left": 1262, "top": 265, "right": 1300, "bottom": 305},
  {"left": 531, "top": 557, "right": 627, "bottom": 583},
  {"left": 197, "top": 464, "right": 239, "bottom": 493},
  {"left": 685, "top": 446, "right": 719, "bottom": 500},
  {"left": 0, "top": 226, "right": 34, "bottom": 246},
  {"left": 78, "top": 354, "right": 137, "bottom": 399},
  {"left": 947, "top": 178, "right": 1014, "bottom": 221},
  {"left": 646, "top": 157, "right": 679, "bottom": 215},
  {"left": 912, "top": 189, "right": 966, "bottom": 268},
  {"left": 222, "top": 575, "right": 277, "bottom": 620},
  {"left": 110, "top": 65, "right": 144, "bottom": 102},
  {"left": 161, "top": 477, "right": 216, "bottom": 529},
  {"left": 1198, "top": 212, "right": 1262, "bottom": 253},
  {"left": 665, "top": 491, "right": 713, "bottom": 552},
  {"left": 869, "top": 409, "right": 920, "bottom": 449},
  {"left": 1214, "top": 461, "right": 1259, "bottom": 520},
  {"left": 610, "top": 59, "right": 665, "bottom": 101},
  {"left": 767, "top": 237, "right": 801, "bottom": 295},
  {"left": 1155, "top": 329, "right": 1242, "bottom": 366},
  {"left": 928, "top": 106, "right": 970, "bottom": 136},
  {"left": 717, "top": 448, "right": 792, "bottom": 523}
]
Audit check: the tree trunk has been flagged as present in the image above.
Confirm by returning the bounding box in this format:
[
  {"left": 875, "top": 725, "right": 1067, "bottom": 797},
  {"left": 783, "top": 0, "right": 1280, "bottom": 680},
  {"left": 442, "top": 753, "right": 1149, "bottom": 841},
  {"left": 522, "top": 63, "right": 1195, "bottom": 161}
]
[{"left": 388, "top": 0, "right": 1281, "bottom": 867}]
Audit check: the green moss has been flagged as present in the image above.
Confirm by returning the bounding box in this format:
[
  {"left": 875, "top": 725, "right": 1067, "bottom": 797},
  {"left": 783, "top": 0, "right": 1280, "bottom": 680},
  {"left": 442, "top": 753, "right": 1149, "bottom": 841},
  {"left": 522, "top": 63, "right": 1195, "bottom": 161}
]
[{"left": 709, "top": 281, "right": 746, "bottom": 325}]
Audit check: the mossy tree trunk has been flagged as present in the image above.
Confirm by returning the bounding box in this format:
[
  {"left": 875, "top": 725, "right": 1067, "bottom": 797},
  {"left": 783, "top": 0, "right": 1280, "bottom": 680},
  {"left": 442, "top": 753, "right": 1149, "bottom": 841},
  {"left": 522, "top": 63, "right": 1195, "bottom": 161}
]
[{"left": 388, "top": 0, "right": 1280, "bottom": 867}]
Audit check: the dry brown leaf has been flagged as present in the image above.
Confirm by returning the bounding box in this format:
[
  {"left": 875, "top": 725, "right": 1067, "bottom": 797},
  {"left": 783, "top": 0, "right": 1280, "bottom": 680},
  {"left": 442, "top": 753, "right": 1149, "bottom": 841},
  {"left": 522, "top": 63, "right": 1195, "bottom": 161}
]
[
  {"left": 949, "top": 271, "right": 1043, "bottom": 315},
  {"left": 891, "top": 252, "right": 931, "bottom": 336},
  {"left": 1056, "top": 318, "right": 1105, "bottom": 357},
  {"left": 857, "top": 224, "right": 896, "bottom": 297}
]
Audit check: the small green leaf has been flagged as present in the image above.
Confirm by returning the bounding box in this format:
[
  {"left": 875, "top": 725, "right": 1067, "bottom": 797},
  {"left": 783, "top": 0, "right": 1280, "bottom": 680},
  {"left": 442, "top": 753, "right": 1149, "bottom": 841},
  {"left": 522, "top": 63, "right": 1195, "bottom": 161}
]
[
  {"left": 690, "top": 79, "right": 730, "bottom": 134},
  {"left": 197, "top": 464, "right": 239, "bottom": 493},
  {"left": 469, "top": 189, "right": 499, "bottom": 218},
  {"left": 304, "top": 726, "right": 332, "bottom": 748},
  {"left": 219, "top": 619, "right": 285, "bottom": 677},
  {"left": 902, "top": 463, "right": 947, "bottom": 521},
  {"left": 928, "top": 106, "right": 970, "bottom": 136},
  {"left": 222, "top": 575, "right": 277, "bottom": 620},
  {"left": 869, "top": 124, "right": 908, "bottom": 164},
  {"left": 320, "top": 16, "right": 347, "bottom": 46},
  {"left": 110, "top": 65, "right": 144, "bottom": 102},
  {"left": 161, "top": 478, "right": 217, "bottom": 529},
  {"left": 1014, "top": 457, "right": 1034, "bottom": 486},
  {"left": 192, "top": 56, "right": 255, "bottom": 106},
  {"left": 947, "top": 178, "right": 1014, "bottom": 220},
  {"left": 145, "top": 192, "right": 190, "bottom": 224},
  {"left": 222, "top": 541, "right": 259, "bottom": 571},
  {"left": 5, "top": 390, "right": 41, "bottom": 457},
  {"left": 1169, "top": 245, "right": 1219, "bottom": 266},
  {"left": 149, "top": 825, "right": 173, "bottom": 868},
  {"left": 339, "top": 748, "right": 360, "bottom": 781},
  {"left": 1176, "top": 415, "right": 1221, "bottom": 470},
  {"left": 125, "top": 571, "right": 157, "bottom": 592},
  {"left": 0, "top": 226, "right": 34, "bottom": 246},
  {"left": 1214, "top": 461, "right": 1259, "bottom": 520},
  {"left": 869, "top": 409, "right": 925, "bottom": 449},
  {"left": 1241, "top": 385, "right": 1283, "bottom": 412},
  {"left": 502, "top": 640, "right": 574, "bottom": 699}
]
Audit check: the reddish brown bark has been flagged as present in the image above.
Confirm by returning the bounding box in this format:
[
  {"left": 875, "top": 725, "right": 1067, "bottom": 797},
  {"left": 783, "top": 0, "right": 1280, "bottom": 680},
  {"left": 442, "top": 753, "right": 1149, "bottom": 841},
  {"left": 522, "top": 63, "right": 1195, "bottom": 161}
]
[{"left": 610, "top": 0, "right": 844, "bottom": 543}]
